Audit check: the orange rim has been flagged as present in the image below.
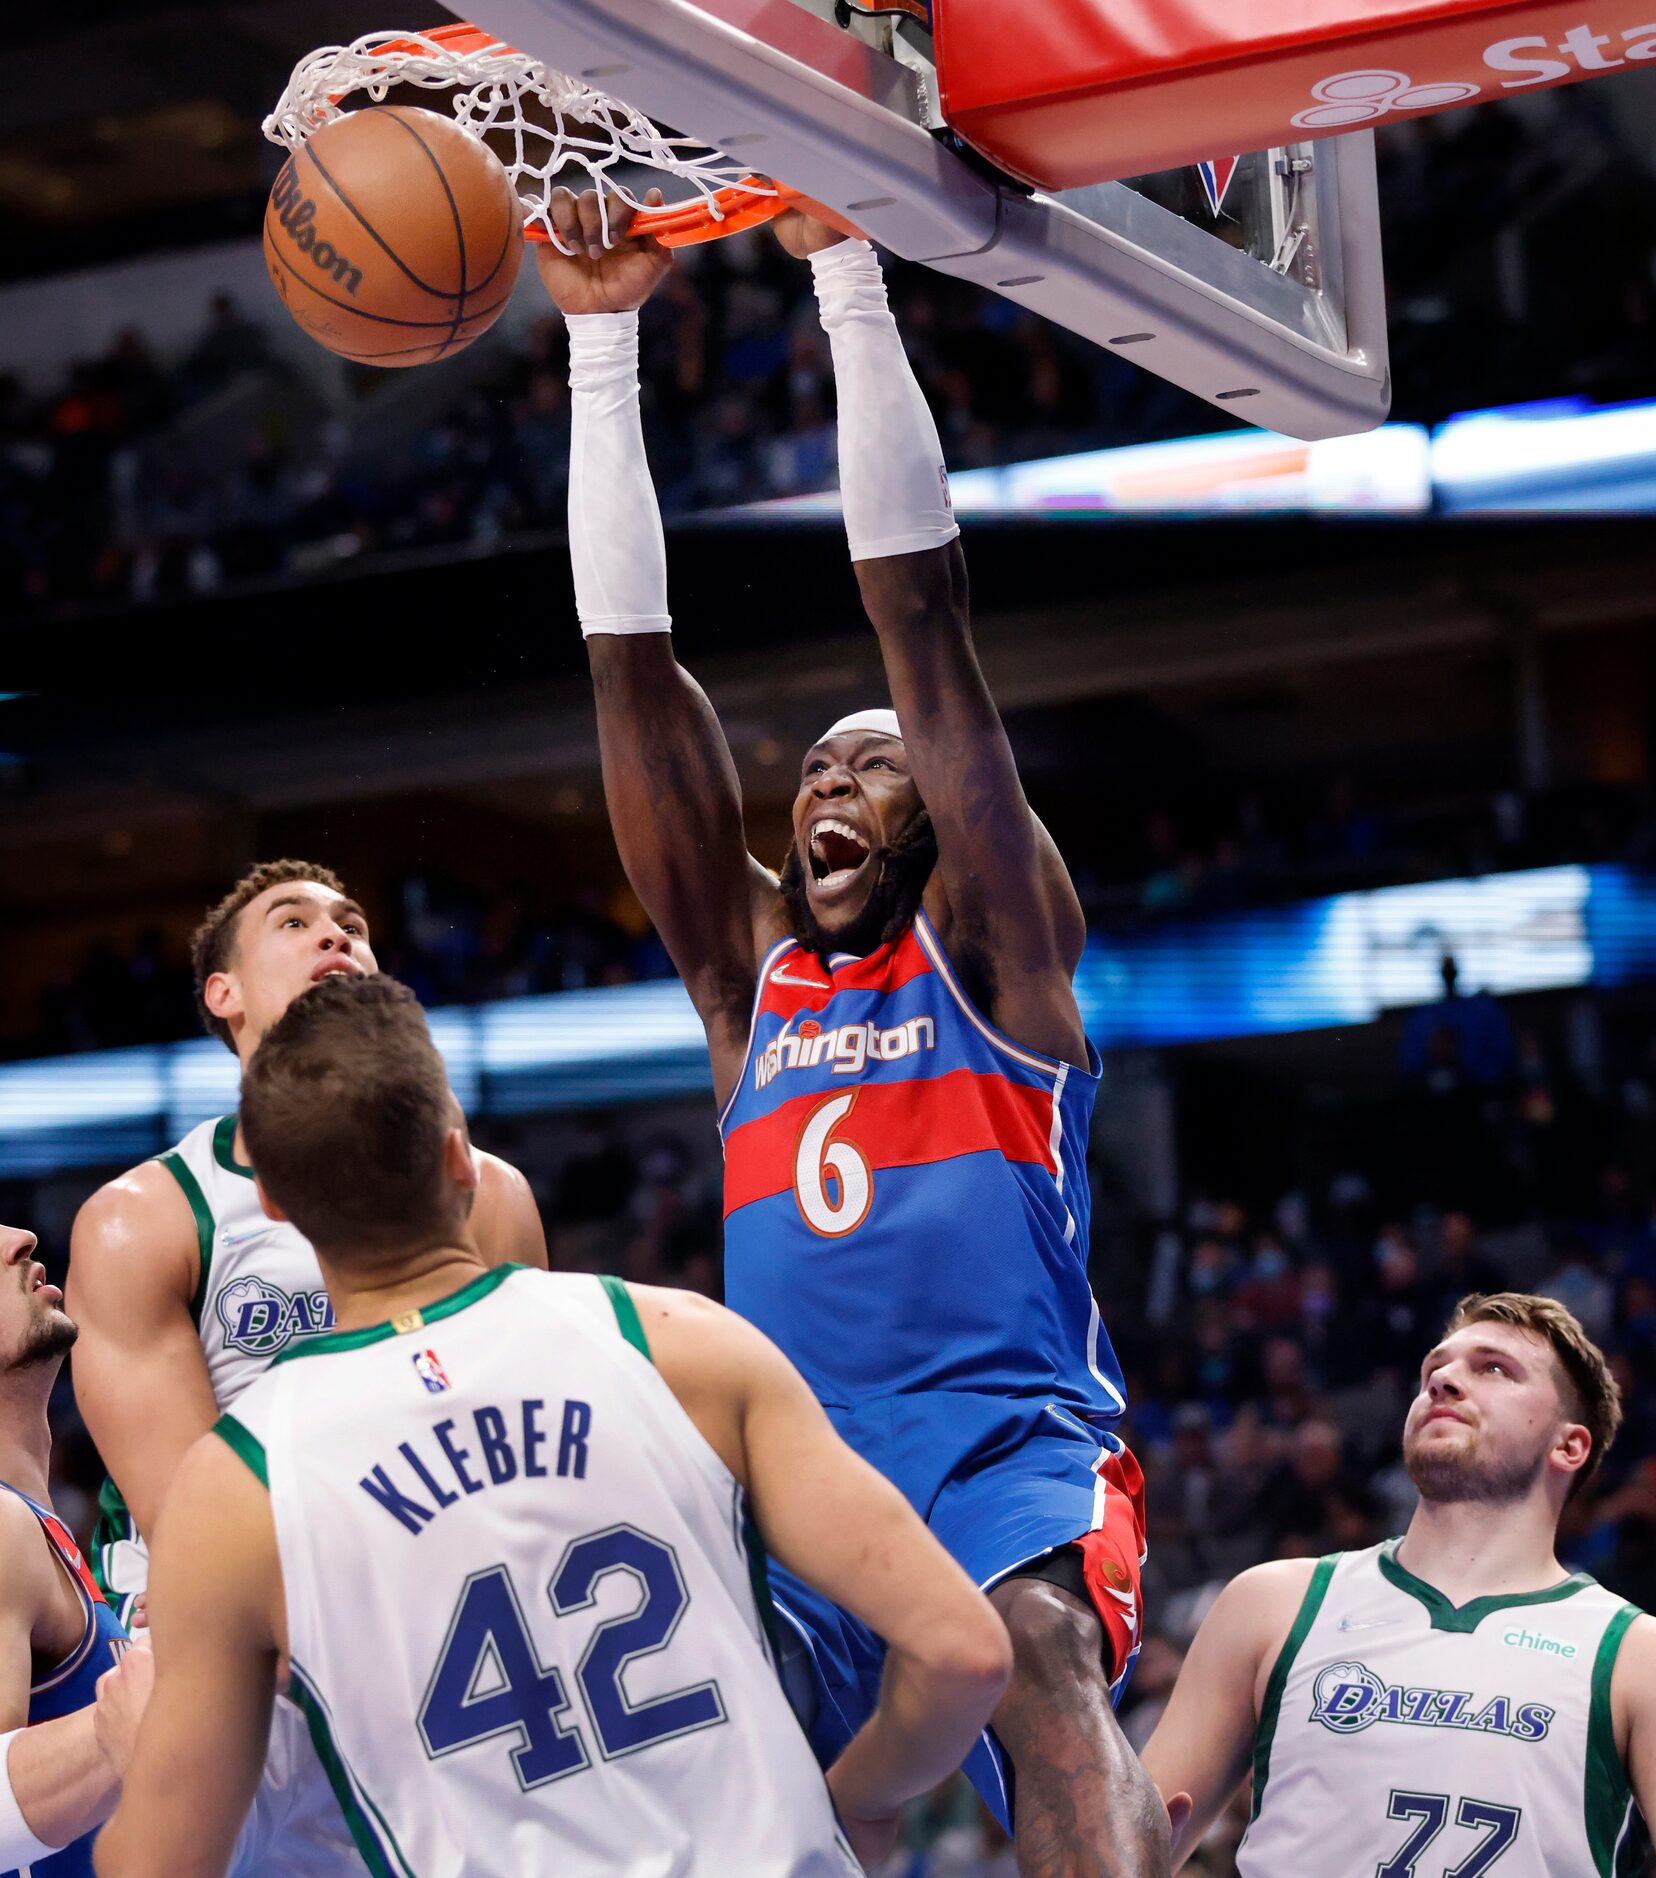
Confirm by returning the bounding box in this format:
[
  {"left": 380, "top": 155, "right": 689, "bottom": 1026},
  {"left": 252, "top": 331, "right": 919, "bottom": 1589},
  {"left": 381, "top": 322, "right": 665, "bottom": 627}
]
[{"left": 356, "top": 23, "right": 864, "bottom": 249}]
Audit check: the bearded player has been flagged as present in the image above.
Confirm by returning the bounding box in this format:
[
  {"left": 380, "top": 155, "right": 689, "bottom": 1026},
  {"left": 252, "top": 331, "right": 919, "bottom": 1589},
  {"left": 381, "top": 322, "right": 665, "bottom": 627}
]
[
  {"left": 535, "top": 189, "right": 1166, "bottom": 1876},
  {"left": 0, "top": 1221, "right": 151, "bottom": 1878},
  {"left": 1143, "top": 1293, "right": 1654, "bottom": 1874},
  {"left": 68, "top": 862, "right": 546, "bottom": 1873}
]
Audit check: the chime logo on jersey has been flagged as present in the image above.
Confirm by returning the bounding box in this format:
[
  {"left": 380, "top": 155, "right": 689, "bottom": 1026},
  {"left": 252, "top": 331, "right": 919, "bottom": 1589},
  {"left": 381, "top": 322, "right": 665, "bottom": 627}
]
[
  {"left": 412, "top": 1349, "right": 451, "bottom": 1395},
  {"left": 1310, "top": 1659, "right": 1555, "bottom": 1741},
  {"left": 216, "top": 1275, "right": 335, "bottom": 1356}
]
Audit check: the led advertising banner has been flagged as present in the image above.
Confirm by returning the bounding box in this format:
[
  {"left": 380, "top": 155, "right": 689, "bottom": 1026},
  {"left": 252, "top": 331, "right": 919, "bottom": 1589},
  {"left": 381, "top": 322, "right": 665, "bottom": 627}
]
[{"left": 2, "top": 866, "right": 1652, "bottom": 1177}]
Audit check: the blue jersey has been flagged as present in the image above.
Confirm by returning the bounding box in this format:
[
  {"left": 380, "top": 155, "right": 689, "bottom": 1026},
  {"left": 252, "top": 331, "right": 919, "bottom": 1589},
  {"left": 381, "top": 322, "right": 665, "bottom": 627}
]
[
  {"left": 720, "top": 912, "right": 1123, "bottom": 1435},
  {"left": 0, "top": 1482, "right": 129, "bottom": 1878}
]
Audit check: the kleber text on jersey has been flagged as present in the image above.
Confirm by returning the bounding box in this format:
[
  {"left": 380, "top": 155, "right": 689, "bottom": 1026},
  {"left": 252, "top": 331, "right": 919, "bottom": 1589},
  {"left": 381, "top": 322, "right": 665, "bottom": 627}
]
[{"left": 360, "top": 1397, "right": 593, "bottom": 1536}]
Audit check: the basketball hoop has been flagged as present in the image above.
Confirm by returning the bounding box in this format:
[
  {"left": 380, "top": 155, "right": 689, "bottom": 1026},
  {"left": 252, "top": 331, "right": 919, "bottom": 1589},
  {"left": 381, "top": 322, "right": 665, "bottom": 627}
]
[{"left": 262, "top": 22, "right": 853, "bottom": 249}]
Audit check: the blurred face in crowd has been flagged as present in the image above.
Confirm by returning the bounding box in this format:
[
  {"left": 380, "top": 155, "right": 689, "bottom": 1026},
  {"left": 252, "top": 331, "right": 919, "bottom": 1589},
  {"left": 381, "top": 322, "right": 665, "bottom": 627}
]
[
  {"left": 1403, "top": 1321, "right": 1588, "bottom": 1506},
  {"left": 0, "top": 1224, "right": 75, "bottom": 1374},
  {"left": 205, "top": 880, "right": 378, "bottom": 1058},
  {"left": 1441, "top": 1210, "right": 1476, "bottom": 1261},
  {"left": 1292, "top": 1421, "right": 1342, "bottom": 1489}
]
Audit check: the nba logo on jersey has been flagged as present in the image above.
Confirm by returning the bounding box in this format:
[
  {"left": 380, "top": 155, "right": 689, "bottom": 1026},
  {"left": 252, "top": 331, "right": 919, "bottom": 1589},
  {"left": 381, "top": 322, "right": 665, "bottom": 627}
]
[{"left": 412, "top": 1349, "right": 450, "bottom": 1394}]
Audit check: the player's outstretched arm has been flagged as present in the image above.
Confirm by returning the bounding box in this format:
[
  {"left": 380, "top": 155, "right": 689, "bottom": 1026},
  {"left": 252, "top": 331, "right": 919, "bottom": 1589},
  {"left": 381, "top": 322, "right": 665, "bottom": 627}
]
[
  {"left": 0, "top": 1499, "right": 149, "bottom": 1861},
  {"left": 534, "top": 189, "right": 774, "bottom": 1101},
  {"left": 784, "top": 213, "right": 1088, "bottom": 1065},
  {"left": 634, "top": 1286, "right": 1012, "bottom": 1861},
  {"left": 69, "top": 1169, "right": 225, "bottom": 1546},
  {"left": 95, "top": 1435, "right": 280, "bottom": 1878},
  {"left": 1141, "top": 1560, "right": 1314, "bottom": 1870}
]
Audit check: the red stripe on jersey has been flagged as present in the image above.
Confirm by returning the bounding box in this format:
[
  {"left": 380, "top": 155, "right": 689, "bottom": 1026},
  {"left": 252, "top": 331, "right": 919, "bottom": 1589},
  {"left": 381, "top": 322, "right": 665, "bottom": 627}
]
[
  {"left": 827, "top": 927, "right": 934, "bottom": 993},
  {"left": 43, "top": 1512, "right": 106, "bottom": 1606},
  {"left": 724, "top": 1066, "right": 1055, "bottom": 1216},
  {"left": 758, "top": 930, "right": 934, "bottom": 1023}
]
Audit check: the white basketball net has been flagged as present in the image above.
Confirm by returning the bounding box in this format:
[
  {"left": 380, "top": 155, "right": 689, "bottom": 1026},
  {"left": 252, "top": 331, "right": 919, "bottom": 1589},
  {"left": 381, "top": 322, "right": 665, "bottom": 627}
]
[{"left": 262, "top": 28, "right": 779, "bottom": 247}]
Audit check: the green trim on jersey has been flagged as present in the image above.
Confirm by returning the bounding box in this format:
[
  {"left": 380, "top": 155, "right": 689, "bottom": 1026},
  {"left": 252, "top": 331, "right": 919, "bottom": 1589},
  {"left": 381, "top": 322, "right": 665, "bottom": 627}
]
[
  {"left": 213, "top": 1112, "right": 256, "bottom": 1180},
  {"left": 1377, "top": 1536, "right": 1593, "bottom": 1633},
  {"left": 275, "top": 1263, "right": 521, "bottom": 1364},
  {"left": 599, "top": 1274, "right": 651, "bottom": 1361},
  {"left": 288, "top": 1663, "right": 417, "bottom": 1878},
  {"left": 213, "top": 1414, "right": 268, "bottom": 1488},
  {"left": 91, "top": 1473, "right": 138, "bottom": 1602},
  {"left": 1586, "top": 1602, "right": 1646, "bottom": 1875},
  {"left": 1249, "top": 1554, "right": 1337, "bottom": 1823},
  {"left": 158, "top": 1146, "right": 215, "bottom": 1326}
]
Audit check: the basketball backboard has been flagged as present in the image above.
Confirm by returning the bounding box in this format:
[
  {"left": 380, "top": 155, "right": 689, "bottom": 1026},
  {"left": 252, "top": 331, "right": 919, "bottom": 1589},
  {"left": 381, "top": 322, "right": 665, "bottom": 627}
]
[{"left": 463, "top": 0, "right": 1390, "bottom": 440}]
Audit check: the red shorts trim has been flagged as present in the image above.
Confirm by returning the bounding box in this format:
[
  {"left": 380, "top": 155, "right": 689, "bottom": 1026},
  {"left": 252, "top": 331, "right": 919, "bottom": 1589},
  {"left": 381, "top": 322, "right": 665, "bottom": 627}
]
[{"left": 1072, "top": 1447, "right": 1146, "bottom": 1686}]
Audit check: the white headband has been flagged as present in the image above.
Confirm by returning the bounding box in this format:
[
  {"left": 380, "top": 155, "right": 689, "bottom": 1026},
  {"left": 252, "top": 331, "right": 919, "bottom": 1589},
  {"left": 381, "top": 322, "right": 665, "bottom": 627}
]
[{"left": 820, "top": 708, "right": 903, "bottom": 744}]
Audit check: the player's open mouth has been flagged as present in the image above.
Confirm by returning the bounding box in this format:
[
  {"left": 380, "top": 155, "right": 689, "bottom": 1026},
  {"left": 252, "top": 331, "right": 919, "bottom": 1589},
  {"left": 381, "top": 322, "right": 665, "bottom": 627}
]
[
  {"left": 311, "top": 960, "right": 362, "bottom": 983},
  {"left": 808, "top": 818, "right": 871, "bottom": 893},
  {"left": 27, "top": 1265, "right": 62, "bottom": 1306}
]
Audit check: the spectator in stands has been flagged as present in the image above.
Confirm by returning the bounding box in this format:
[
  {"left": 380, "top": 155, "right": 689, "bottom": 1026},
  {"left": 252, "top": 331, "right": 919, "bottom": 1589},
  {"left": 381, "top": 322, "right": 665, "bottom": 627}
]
[
  {"left": 1258, "top": 1418, "right": 1376, "bottom": 1557},
  {"left": 1428, "top": 1209, "right": 1503, "bottom": 1321},
  {"left": 180, "top": 290, "right": 282, "bottom": 396}
]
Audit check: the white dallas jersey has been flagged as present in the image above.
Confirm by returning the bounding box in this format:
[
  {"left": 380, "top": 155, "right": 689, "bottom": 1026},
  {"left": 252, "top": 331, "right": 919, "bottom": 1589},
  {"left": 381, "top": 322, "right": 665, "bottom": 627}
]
[
  {"left": 224, "top": 1264, "right": 860, "bottom": 1878},
  {"left": 1241, "top": 1540, "right": 1649, "bottom": 1878},
  {"left": 95, "top": 1113, "right": 337, "bottom": 1604}
]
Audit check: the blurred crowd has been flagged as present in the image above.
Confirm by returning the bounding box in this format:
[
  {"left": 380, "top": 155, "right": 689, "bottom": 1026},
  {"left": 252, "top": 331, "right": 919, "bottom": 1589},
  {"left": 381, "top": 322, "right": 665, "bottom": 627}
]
[
  {"left": 24, "top": 872, "right": 677, "bottom": 1060},
  {"left": 17, "top": 769, "right": 1656, "bottom": 1062},
  {"left": 4, "top": 90, "right": 1656, "bottom": 620},
  {"left": 1094, "top": 774, "right": 1656, "bottom": 922}
]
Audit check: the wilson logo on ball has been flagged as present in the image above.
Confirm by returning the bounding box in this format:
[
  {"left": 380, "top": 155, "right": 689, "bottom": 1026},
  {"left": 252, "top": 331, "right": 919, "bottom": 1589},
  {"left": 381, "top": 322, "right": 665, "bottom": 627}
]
[{"left": 270, "top": 164, "right": 365, "bottom": 296}]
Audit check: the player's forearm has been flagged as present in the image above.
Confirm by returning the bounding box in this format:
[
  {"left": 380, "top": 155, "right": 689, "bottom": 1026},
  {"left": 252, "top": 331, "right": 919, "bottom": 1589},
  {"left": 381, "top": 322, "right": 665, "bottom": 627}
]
[
  {"left": 95, "top": 1807, "right": 223, "bottom": 1878},
  {"left": 568, "top": 310, "right": 671, "bottom": 636},
  {"left": 4, "top": 1710, "right": 117, "bottom": 1854},
  {"left": 827, "top": 1638, "right": 1008, "bottom": 1826},
  {"left": 1142, "top": 1724, "right": 1251, "bottom": 1870},
  {"left": 569, "top": 314, "right": 754, "bottom": 998},
  {"left": 95, "top": 1717, "right": 255, "bottom": 1878},
  {"left": 811, "top": 241, "right": 959, "bottom": 569}
]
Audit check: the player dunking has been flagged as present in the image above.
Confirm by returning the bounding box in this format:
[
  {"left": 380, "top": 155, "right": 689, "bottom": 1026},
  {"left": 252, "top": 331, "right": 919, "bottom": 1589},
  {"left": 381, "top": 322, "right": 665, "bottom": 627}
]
[
  {"left": 0, "top": 1222, "right": 150, "bottom": 1878},
  {"left": 535, "top": 190, "right": 1168, "bottom": 1873},
  {"left": 68, "top": 862, "right": 546, "bottom": 1874},
  {"left": 1143, "top": 1293, "right": 1654, "bottom": 1873},
  {"left": 98, "top": 975, "right": 1012, "bottom": 1878}
]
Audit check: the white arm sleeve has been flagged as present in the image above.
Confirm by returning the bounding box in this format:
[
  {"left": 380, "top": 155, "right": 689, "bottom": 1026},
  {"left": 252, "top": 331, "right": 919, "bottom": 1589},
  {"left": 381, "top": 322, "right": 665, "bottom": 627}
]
[
  {"left": 0, "top": 1731, "right": 56, "bottom": 1866},
  {"left": 567, "top": 311, "right": 671, "bottom": 637},
  {"left": 810, "top": 239, "right": 960, "bottom": 563}
]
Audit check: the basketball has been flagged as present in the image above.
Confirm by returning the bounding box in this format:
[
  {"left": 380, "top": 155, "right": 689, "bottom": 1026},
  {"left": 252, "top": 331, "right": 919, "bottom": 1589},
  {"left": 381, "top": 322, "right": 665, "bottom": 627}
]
[{"left": 262, "top": 105, "right": 523, "bottom": 367}]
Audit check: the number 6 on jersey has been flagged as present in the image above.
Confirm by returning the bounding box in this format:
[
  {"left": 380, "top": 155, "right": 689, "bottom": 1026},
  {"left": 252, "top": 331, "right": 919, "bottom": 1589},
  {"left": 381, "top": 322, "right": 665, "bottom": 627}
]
[{"left": 793, "top": 1092, "right": 872, "bottom": 1237}]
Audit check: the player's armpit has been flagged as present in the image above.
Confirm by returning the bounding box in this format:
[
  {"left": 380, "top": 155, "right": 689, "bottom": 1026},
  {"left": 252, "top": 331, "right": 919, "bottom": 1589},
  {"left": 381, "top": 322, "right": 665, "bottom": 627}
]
[
  {"left": 473, "top": 1152, "right": 548, "bottom": 1271},
  {"left": 1611, "top": 1610, "right": 1656, "bottom": 1828},
  {"left": 1141, "top": 1559, "right": 1315, "bottom": 1871},
  {"left": 68, "top": 1168, "right": 222, "bottom": 1542},
  {"left": 0, "top": 1495, "right": 45, "bottom": 1733},
  {"left": 95, "top": 1435, "right": 281, "bottom": 1878},
  {"left": 0, "top": 1502, "right": 122, "bottom": 1849}
]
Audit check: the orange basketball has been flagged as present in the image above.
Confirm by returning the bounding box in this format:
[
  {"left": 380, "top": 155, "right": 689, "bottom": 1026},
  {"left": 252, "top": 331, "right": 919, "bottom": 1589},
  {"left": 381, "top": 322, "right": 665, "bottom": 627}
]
[{"left": 263, "top": 106, "right": 523, "bottom": 367}]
